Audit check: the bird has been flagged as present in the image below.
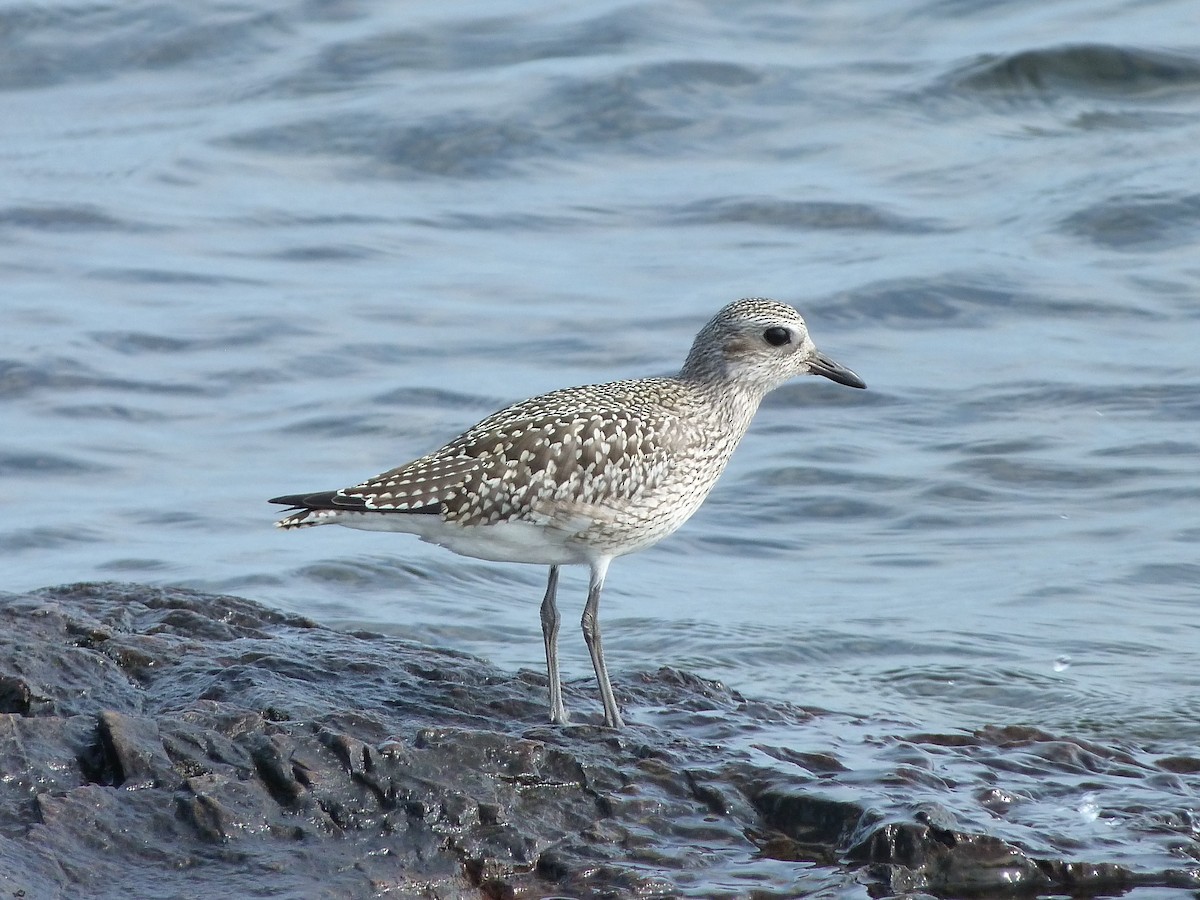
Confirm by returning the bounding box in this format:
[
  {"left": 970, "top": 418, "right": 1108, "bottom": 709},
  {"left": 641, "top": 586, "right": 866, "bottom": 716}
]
[{"left": 270, "top": 298, "right": 865, "bottom": 728}]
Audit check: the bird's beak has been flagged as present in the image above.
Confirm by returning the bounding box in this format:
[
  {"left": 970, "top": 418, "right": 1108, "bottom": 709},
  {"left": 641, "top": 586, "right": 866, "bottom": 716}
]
[{"left": 808, "top": 352, "right": 866, "bottom": 389}]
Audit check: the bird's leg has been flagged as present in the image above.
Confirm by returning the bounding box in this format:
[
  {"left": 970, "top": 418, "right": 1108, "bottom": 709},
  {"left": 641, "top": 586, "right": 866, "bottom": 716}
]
[
  {"left": 581, "top": 558, "right": 624, "bottom": 728},
  {"left": 540, "top": 565, "right": 568, "bottom": 724}
]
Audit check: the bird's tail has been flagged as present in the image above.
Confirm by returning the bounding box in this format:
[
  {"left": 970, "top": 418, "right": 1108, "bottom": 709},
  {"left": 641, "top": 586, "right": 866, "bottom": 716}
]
[
  {"left": 274, "top": 509, "right": 335, "bottom": 529},
  {"left": 270, "top": 491, "right": 344, "bottom": 529}
]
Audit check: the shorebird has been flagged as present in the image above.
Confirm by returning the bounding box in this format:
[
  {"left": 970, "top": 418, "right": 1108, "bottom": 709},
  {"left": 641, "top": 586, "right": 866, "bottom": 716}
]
[{"left": 270, "top": 298, "right": 865, "bottom": 728}]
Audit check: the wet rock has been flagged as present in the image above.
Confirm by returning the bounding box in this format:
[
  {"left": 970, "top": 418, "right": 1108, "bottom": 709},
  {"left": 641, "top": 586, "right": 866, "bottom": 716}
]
[{"left": 0, "top": 583, "right": 1193, "bottom": 898}]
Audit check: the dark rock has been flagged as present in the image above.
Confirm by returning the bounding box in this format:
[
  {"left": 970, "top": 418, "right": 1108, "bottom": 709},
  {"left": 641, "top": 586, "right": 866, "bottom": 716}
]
[{"left": 0, "top": 583, "right": 1194, "bottom": 898}]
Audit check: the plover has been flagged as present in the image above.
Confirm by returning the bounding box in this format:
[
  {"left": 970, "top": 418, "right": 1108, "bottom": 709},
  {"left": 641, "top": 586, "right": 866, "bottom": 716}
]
[{"left": 271, "top": 298, "right": 865, "bottom": 728}]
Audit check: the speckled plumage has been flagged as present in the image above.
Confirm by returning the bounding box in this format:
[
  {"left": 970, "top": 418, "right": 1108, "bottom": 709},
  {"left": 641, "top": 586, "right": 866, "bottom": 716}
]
[{"left": 271, "top": 298, "right": 866, "bottom": 728}]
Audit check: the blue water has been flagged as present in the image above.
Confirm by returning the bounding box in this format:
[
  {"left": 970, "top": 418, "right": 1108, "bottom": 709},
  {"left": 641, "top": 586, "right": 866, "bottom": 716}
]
[{"left": 2, "top": 0, "right": 1198, "bottom": 892}]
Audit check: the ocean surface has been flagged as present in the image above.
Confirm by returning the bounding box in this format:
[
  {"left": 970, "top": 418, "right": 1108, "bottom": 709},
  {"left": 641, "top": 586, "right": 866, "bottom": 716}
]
[{"left": 2, "top": 0, "right": 1198, "bottom": 895}]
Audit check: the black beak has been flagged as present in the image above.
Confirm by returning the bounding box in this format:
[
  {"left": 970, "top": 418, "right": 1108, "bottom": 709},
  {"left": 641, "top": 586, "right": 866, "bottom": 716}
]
[{"left": 809, "top": 352, "right": 866, "bottom": 389}]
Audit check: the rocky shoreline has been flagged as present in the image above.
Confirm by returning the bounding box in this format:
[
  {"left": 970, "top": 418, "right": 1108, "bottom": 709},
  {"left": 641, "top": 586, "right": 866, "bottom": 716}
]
[{"left": 0, "top": 583, "right": 1192, "bottom": 898}]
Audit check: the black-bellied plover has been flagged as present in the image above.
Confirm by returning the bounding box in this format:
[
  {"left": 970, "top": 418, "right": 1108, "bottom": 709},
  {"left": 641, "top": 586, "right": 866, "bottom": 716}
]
[{"left": 271, "top": 298, "right": 865, "bottom": 728}]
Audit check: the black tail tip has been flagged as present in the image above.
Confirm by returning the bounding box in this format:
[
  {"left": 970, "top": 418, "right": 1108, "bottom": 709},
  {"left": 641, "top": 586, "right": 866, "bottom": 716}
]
[{"left": 269, "top": 493, "right": 308, "bottom": 507}]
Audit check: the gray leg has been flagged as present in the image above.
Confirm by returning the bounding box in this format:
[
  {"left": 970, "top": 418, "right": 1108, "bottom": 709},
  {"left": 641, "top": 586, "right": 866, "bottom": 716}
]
[
  {"left": 540, "top": 566, "right": 568, "bottom": 724},
  {"left": 581, "top": 557, "right": 624, "bottom": 728}
]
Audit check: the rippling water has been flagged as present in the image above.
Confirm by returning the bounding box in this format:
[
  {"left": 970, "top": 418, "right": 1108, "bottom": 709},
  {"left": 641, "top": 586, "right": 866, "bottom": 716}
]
[{"left": 3, "top": 0, "right": 1198, "bottom": 893}]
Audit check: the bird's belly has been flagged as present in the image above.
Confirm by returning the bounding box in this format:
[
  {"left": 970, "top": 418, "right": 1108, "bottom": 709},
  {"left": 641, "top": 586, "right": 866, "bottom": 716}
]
[
  {"left": 422, "top": 520, "right": 590, "bottom": 565},
  {"left": 332, "top": 511, "right": 587, "bottom": 565}
]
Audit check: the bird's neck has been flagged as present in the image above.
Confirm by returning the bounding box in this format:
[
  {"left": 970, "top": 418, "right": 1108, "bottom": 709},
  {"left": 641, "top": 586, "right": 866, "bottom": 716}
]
[{"left": 674, "top": 371, "right": 766, "bottom": 434}]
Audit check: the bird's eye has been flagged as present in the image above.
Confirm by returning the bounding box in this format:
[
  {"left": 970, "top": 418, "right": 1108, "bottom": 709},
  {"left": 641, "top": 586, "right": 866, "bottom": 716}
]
[{"left": 763, "top": 326, "right": 792, "bottom": 346}]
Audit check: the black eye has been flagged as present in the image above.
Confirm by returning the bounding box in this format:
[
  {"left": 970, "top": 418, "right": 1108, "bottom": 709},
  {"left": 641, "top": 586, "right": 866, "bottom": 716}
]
[{"left": 763, "top": 326, "right": 792, "bottom": 346}]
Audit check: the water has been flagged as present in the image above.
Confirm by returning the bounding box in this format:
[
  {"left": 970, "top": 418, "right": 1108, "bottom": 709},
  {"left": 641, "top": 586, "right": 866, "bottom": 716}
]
[{"left": 2, "top": 0, "right": 1198, "bottom": 893}]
